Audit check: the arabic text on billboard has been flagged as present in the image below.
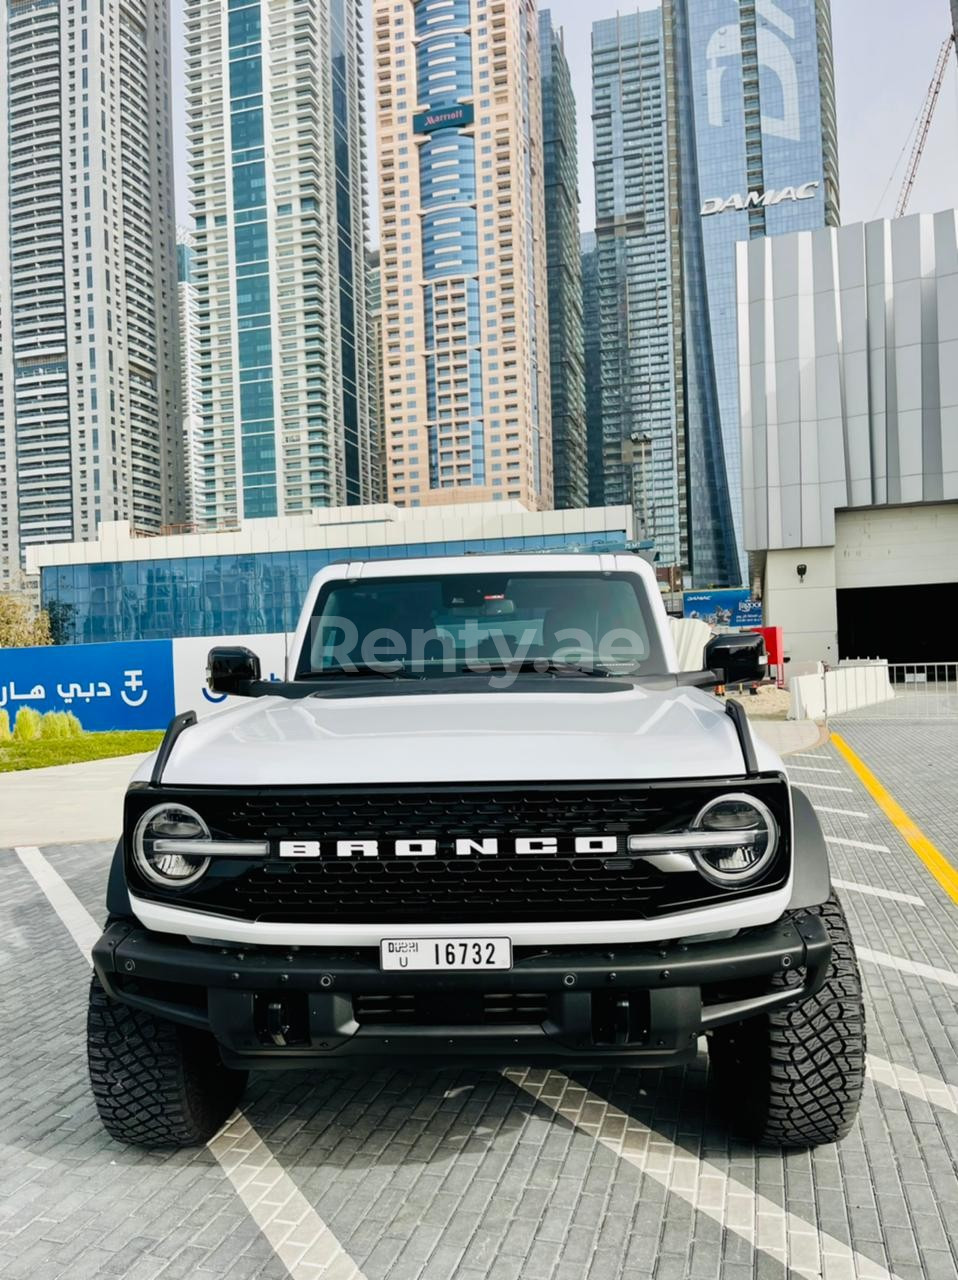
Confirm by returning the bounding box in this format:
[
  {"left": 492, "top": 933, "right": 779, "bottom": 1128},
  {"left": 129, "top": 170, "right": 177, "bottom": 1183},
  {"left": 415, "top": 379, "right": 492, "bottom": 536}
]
[{"left": 683, "top": 590, "right": 762, "bottom": 628}]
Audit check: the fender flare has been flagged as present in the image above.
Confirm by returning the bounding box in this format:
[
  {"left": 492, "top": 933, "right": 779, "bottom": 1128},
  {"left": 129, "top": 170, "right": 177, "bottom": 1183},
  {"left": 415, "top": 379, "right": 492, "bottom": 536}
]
[
  {"left": 788, "top": 786, "right": 832, "bottom": 909},
  {"left": 106, "top": 838, "right": 133, "bottom": 918}
]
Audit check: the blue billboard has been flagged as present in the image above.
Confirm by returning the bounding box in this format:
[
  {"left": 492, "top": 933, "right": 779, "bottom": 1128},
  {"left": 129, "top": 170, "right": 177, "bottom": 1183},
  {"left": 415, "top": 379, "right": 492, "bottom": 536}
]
[
  {"left": 0, "top": 640, "right": 175, "bottom": 731},
  {"left": 683, "top": 589, "right": 762, "bottom": 628}
]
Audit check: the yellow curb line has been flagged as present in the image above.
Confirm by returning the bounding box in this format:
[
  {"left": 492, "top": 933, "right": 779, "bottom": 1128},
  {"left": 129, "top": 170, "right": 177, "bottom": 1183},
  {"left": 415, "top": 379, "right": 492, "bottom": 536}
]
[{"left": 830, "top": 732, "right": 958, "bottom": 906}]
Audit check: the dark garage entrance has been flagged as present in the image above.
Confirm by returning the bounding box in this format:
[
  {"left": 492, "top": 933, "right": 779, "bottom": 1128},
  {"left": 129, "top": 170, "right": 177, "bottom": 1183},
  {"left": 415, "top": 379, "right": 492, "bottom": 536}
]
[{"left": 838, "top": 582, "right": 958, "bottom": 663}]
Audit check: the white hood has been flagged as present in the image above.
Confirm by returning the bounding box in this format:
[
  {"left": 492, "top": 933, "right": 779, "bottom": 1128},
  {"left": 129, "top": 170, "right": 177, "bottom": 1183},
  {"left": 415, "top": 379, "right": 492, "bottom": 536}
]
[{"left": 138, "top": 684, "right": 781, "bottom": 787}]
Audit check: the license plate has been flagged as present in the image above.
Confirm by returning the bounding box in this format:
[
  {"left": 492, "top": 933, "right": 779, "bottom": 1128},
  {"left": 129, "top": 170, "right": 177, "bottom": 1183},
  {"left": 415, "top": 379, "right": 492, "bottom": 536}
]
[{"left": 380, "top": 937, "right": 512, "bottom": 971}]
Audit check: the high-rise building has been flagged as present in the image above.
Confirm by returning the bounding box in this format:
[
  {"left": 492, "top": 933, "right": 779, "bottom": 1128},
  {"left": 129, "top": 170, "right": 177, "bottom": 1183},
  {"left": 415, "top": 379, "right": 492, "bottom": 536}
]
[
  {"left": 589, "top": 12, "right": 685, "bottom": 569},
  {"left": 186, "top": 0, "right": 374, "bottom": 525},
  {"left": 683, "top": 0, "right": 839, "bottom": 577},
  {"left": 0, "top": 0, "right": 180, "bottom": 590},
  {"left": 366, "top": 247, "right": 386, "bottom": 503},
  {"left": 176, "top": 229, "right": 203, "bottom": 526},
  {"left": 665, "top": 0, "right": 739, "bottom": 587},
  {"left": 539, "top": 11, "right": 587, "bottom": 510},
  {"left": 580, "top": 232, "right": 604, "bottom": 507},
  {"left": 373, "top": 0, "right": 552, "bottom": 510},
  {"left": 586, "top": 1, "right": 836, "bottom": 586}
]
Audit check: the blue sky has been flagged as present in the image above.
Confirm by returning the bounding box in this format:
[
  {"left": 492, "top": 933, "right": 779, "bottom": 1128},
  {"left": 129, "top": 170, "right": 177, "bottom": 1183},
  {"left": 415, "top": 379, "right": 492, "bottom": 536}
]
[{"left": 171, "top": 0, "right": 958, "bottom": 233}]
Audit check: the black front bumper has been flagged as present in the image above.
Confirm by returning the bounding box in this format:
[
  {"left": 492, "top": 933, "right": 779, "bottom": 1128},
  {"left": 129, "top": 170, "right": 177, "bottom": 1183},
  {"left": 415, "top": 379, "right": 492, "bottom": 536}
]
[{"left": 92, "top": 914, "right": 831, "bottom": 1070}]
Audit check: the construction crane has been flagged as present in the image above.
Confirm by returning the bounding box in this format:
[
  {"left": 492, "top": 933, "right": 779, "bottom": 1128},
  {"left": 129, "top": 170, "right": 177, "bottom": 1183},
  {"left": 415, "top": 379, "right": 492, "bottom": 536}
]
[{"left": 895, "top": 33, "right": 955, "bottom": 217}]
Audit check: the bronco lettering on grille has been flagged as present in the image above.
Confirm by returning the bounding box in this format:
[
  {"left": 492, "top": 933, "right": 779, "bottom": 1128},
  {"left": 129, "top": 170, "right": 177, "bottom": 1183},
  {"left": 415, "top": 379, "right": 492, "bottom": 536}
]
[{"left": 278, "top": 835, "right": 621, "bottom": 859}]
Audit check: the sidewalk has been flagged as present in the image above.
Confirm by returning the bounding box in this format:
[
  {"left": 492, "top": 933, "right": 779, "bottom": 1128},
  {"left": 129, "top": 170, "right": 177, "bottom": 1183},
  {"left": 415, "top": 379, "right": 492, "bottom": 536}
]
[
  {"left": 0, "top": 753, "right": 149, "bottom": 846},
  {"left": 751, "top": 719, "right": 825, "bottom": 756}
]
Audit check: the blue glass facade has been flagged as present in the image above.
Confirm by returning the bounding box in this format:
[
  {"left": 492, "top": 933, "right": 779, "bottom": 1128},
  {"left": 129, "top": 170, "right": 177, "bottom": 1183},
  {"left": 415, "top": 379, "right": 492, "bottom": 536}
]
[
  {"left": 684, "top": 0, "right": 838, "bottom": 578},
  {"left": 40, "top": 530, "right": 628, "bottom": 644},
  {"left": 590, "top": 13, "right": 682, "bottom": 565},
  {"left": 228, "top": 0, "right": 278, "bottom": 519},
  {"left": 668, "top": 0, "right": 740, "bottom": 588}
]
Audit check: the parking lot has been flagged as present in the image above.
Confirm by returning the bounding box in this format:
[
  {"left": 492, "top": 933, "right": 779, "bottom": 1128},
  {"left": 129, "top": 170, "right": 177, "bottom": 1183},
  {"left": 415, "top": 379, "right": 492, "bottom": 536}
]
[{"left": 1, "top": 722, "right": 956, "bottom": 1280}]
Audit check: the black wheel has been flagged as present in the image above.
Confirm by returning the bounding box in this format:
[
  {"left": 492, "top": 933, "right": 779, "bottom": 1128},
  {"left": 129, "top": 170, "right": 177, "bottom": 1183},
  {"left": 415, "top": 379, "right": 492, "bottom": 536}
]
[
  {"left": 87, "top": 976, "right": 247, "bottom": 1148},
  {"left": 708, "top": 895, "right": 866, "bottom": 1147}
]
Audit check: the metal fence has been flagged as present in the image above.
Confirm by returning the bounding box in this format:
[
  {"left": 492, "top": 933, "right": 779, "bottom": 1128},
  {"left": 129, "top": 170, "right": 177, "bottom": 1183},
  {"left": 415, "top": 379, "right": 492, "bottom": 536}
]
[{"left": 829, "top": 661, "right": 958, "bottom": 720}]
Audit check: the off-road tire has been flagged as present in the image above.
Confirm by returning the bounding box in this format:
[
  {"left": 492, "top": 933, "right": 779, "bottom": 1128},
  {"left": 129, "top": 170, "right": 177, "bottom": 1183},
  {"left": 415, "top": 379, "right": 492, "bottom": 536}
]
[
  {"left": 87, "top": 976, "right": 247, "bottom": 1148},
  {"left": 708, "top": 895, "right": 865, "bottom": 1147}
]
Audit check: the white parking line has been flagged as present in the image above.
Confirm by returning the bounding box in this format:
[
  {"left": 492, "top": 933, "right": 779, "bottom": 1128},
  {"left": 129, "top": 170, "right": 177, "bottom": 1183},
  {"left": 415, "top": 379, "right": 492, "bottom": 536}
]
[
  {"left": 826, "top": 837, "right": 892, "bottom": 854},
  {"left": 858, "top": 947, "right": 958, "bottom": 989},
  {"left": 506, "top": 1068, "right": 902, "bottom": 1280},
  {"left": 867, "top": 1055, "right": 958, "bottom": 1115},
  {"left": 14, "top": 845, "right": 367, "bottom": 1280},
  {"left": 813, "top": 805, "right": 869, "bottom": 818},
  {"left": 793, "top": 753, "right": 835, "bottom": 761},
  {"left": 832, "top": 879, "right": 925, "bottom": 906},
  {"left": 787, "top": 765, "right": 844, "bottom": 775},
  {"left": 797, "top": 782, "right": 856, "bottom": 793},
  {"left": 15, "top": 845, "right": 101, "bottom": 956}
]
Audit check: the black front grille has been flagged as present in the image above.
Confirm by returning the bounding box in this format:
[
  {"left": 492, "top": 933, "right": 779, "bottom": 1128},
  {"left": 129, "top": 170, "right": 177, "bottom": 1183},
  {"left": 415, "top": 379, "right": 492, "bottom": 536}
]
[
  {"left": 126, "top": 779, "right": 789, "bottom": 923},
  {"left": 354, "top": 991, "right": 551, "bottom": 1026}
]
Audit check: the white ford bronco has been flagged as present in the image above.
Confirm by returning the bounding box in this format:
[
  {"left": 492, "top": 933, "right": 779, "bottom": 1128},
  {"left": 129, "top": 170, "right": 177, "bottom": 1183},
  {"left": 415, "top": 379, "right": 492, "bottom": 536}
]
[{"left": 88, "top": 553, "right": 865, "bottom": 1147}]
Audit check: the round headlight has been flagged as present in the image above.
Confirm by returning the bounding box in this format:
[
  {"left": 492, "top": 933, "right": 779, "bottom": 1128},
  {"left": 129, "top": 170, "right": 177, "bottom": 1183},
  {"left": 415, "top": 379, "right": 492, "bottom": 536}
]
[
  {"left": 689, "top": 793, "right": 778, "bottom": 887},
  {"left": 133, "top": 803, "right": 211, "bottom": 887}
]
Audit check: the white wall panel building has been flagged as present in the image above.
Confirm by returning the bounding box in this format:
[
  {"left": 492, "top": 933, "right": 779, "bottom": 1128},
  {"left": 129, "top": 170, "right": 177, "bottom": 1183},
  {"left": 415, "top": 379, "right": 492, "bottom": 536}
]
[{"left": 738, "top": 210, "right": 958, "bottom": 664}]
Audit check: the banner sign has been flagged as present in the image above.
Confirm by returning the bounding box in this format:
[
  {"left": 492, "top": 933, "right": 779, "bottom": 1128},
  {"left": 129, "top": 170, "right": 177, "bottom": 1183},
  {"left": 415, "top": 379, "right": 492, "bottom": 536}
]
[
  {"left": 413, "top": 101, "right": 474, "bottom": 134},
  {"left": 683, "top": 590, "right": 763, "bottom": 629},
  {"left": 0, "top": 632, "right": 292, "bottom": 731},
  {"left": 0, "top": 639, "right": 174, "bottom": 732}
]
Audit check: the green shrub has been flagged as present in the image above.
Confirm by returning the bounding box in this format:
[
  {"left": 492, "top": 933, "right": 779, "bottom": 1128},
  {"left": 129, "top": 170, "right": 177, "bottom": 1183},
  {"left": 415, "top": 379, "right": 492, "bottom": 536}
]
[
  {"left": 13, "top": 706, "right": 43, "bottom": 741},
  {"left": 65, "top": 712, "right": 84, "bottom": 737},
  {"left": 0, "top": 709, "right": 10, "bottom": 742},
  {"left": 40, "top": 710, "right": 73, "bottom": 739}
]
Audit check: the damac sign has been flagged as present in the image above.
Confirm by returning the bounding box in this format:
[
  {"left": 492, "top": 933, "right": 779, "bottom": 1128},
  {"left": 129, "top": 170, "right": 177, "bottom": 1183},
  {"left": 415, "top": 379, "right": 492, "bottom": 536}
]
[{"left": 700, "top": 180, "right": 820, "bottom": 216}]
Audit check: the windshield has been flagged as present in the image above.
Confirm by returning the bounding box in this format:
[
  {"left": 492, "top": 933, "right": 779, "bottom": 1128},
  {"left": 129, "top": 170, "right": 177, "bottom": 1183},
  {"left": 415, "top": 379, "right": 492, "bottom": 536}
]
[{"left": 296, "top": 570, "right": 667, "bottom": 680}]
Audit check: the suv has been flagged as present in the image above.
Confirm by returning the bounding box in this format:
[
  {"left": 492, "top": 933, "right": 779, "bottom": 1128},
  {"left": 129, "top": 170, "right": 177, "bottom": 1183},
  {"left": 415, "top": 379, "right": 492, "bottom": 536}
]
[{"left": 88, "top": 553, "right": 865, "bottom": 1148}]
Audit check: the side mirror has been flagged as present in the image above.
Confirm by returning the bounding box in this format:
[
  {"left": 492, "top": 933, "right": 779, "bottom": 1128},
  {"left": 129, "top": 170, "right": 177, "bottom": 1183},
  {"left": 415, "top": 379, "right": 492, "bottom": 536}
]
[
  {"left": 207, "top": 646, "right": 261, "bottom": 696},
  {"left": 705, "top": 632, "right": 767, "bottom": 686}
]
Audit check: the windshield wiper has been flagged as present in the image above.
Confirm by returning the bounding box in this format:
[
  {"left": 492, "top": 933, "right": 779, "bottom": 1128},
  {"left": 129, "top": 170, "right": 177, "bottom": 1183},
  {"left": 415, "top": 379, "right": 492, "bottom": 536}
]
[
  {"left": 469, "top": 659, "right": 622, "bottom": 679},
  {"left": 300, "top": 664, "right": 416, "bottom": 681}
]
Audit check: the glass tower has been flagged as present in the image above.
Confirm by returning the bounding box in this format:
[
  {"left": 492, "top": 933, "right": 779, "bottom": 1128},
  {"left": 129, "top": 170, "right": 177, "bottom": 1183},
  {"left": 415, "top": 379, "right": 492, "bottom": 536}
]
[
  {"left": 590, "top": 11, "right": 684, "bottom": 569},
  {"left": 186, "top": 0, "right": 374, "bottom": 526},
  {"left": 540, "top": 10, "right": 587, "bottom": 510},
  {"left": 684, "top": 0, "right": 839, "bottom": 578},
  {"left": 580, "top": 232, "right": 604, "bottom": 508}
]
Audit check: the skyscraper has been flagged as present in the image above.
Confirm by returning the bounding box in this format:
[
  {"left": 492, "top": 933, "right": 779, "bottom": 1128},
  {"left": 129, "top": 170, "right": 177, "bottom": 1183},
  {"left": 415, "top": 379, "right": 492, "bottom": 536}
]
[
  {"left": 366, "top": 247, "right": 386, "bottom": 503},
  {"left": 186, "top": 0, "right": 374, "bottom": 525},
  {"left": 684, "top": 0, "right": 839, "bottom": 578},
  {"left": 586, "top": 1, "right": 836, "bottom": 586},
  {"left": 0, "top": 0, "right": 180, "bottom": 590},
  {"left": 373, "top": 0, "right": 552, "bottom": 510},
  {"left": 176, "top": 229, "right": 203, "bottom": 527},
  {"left": 590, "top": 11, "right": 685, "bottom": 569},
  {"left": 539, "top": 10, "right": 587, "bottom": 510},
  {"left": 580, "top": 232, "right": 604, "bottom": 507}
]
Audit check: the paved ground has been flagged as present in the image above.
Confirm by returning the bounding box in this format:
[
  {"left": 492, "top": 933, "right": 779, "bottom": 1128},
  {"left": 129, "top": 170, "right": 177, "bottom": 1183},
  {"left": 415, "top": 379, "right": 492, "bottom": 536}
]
[
  {"left": 0, "top": 754, "right": 150, "bottom": 845},
  {"left": 1, "top": 723, "right": 956, "bottom": 1280}
]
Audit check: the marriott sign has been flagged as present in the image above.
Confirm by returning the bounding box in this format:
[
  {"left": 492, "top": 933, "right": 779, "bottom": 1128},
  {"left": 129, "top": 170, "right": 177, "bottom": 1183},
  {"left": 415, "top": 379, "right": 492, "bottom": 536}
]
[{"left": 700, "top": 180, "right": 820, "bottom": 216}]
